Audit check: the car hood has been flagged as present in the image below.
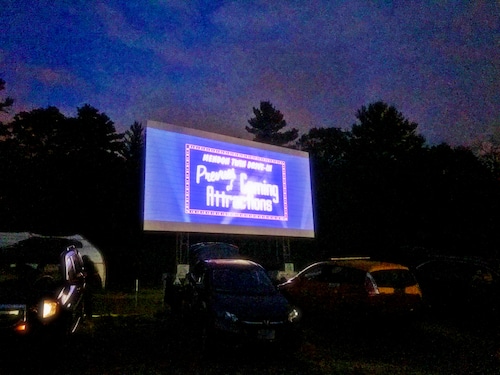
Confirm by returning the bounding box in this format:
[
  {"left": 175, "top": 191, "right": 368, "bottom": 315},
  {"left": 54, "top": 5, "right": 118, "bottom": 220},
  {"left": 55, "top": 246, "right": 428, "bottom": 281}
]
[
  {"left": 0, "top": 279, "right": 56, "bottom": 304},
  {"left": 0, "top": 280, "right": 30, "bottom": 304},
  {"left": 210, "top": 291, "right": 290, "bottom": 321}
]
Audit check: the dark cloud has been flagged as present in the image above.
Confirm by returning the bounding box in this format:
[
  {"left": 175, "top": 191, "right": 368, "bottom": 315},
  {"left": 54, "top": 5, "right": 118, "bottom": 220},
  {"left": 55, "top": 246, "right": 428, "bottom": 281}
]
[{"left": 0, "top": 0, "right": 498, "bottom": 146}]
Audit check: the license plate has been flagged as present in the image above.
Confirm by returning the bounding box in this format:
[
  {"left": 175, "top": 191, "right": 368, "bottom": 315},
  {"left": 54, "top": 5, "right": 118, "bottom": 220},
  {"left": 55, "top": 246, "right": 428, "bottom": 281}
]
[{"left": 257, "top": 329, "right": 275, "bottom": 340}]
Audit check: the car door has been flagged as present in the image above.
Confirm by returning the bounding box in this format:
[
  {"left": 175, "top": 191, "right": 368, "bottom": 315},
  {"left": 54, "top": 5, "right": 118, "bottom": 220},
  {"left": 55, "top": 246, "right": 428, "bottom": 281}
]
[
  {"left": 317, "top": 264, "right": 346, "bottom": 312},
  {"left": 59, "top": 248, "right": 85, "bottom": 333},
  {"left": 316, "top": 265, "right": 366, "bottom": 312},
  {"left": 336, "top": 267, "right": 370, "bottom": 312},
  {"left": 290, "top": 264, "right": 341, "bottom": 313}
]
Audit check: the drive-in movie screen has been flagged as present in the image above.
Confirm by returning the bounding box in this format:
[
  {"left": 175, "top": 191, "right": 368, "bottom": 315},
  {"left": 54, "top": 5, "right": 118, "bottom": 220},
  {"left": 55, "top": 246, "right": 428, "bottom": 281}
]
[{"left": 143, "top": 120, "right": 314, "bottom": 238}]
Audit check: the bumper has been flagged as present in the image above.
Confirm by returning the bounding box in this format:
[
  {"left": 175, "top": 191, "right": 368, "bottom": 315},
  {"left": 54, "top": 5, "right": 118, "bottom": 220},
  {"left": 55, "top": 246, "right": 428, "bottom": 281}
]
[
  {"left": 0, "top": 304, "right": 29, "bottom": 334},
  {"left": 212, "top": 318, "right": 300, "bottom": 345}
]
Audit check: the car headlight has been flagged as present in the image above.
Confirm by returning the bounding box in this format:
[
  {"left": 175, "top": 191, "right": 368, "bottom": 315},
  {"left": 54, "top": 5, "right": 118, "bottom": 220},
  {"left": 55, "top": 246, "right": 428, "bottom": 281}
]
[
  {"left": 42, "top": 300, "right": 58, "bottom": 319},
  {"left": 288, "top": 308, "right": 300, "bottom": 323}
]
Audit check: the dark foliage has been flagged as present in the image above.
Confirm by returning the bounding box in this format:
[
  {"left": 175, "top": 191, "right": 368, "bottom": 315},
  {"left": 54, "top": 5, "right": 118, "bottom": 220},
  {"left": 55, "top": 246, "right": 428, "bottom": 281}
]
[
  {"left": 0, "top": 78, "right": 14, "bottom": 114},
  {"left": 246, "top": 101, "right": 298, "bottom": 146},
  {"left": 298, "top": 102, "right": 500, "bottom": 260},
  {"left": 0, "top": 104, "right": 143, "bottom": 287},
  {"left": 1, "top": 85, "right": 499, "bottom": 286}
]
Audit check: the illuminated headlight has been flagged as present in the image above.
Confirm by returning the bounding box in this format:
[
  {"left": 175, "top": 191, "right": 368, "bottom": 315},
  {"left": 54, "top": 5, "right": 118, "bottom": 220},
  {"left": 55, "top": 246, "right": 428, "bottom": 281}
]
[
  {"left": 223, "top": 311, "right": 238, "bottom": 323},
  {"left": 42, "top": 300, "right": 58, "bottom": 319},
  {"left": 288, "top": 308, "right": 300, "bottom": 323}
]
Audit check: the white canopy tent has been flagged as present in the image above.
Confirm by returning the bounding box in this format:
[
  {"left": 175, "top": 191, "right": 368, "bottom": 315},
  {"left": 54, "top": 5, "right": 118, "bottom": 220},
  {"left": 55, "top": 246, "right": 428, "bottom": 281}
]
[{"left": 0, "top": 232, "right": 106, "bottom": 288}]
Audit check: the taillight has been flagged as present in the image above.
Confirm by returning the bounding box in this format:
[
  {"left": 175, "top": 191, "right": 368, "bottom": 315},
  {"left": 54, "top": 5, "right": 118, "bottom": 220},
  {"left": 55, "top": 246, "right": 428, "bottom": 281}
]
[{"left": 364, "top": 274, "right": 379, "bottom": 296}]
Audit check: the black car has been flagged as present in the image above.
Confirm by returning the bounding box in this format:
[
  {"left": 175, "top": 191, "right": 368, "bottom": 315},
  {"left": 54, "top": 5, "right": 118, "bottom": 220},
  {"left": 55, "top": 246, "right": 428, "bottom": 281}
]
[
  {"left": 164, "top": 242, "right": 241, "bottom": 311},
  {"left": 413, "top": 256, "right": 500, "bottom": 317},
  {"left": 186, "top": 259, "right": 301, "bottom": 348},
  {"left": 0, "top": 239, "right": 86, "bottom": 338},
  {"left": 188, "top": 242, "right": 240, "bottom": 269}
]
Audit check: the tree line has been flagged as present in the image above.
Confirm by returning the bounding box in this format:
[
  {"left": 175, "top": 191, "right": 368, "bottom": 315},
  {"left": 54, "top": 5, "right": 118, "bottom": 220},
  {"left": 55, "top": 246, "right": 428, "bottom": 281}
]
[
  {"left": 1, "top": 79, "right": 499, "bottom": 285},
  {"left": 245, "top": 100, "right": 500, "bottom": 263},
  {"left": 0, "top": 79, "right": 145, "bottom": 285}
]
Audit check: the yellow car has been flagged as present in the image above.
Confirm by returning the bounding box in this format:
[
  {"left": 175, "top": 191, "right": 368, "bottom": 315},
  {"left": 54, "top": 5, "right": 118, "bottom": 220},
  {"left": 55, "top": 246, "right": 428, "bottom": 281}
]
[{"left": 278, "top": 257, "right": 422, "bottom": 318}]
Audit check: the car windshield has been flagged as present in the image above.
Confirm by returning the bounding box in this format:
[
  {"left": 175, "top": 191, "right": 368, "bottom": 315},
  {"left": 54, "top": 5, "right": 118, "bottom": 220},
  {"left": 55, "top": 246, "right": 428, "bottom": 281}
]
[
  {"left": 370, "top": 269, "right": 417, "bottom": 289},
  {"left": 0, "top": 261, "right": 62, "bottom": 286},
  {"left": 211, "top": 267, "right": 276, "bottom": 295}
]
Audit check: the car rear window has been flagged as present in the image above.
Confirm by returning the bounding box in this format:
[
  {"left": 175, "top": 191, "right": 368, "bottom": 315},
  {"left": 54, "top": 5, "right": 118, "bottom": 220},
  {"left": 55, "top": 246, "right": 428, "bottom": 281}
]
[{"left": 370, "top": 269, "right": 417, "bottom": 289}]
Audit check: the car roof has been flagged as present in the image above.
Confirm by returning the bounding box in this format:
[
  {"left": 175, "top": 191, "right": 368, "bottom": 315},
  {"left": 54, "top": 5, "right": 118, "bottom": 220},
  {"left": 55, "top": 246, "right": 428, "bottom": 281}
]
[
  {"left": 203, "top": 258, "right": 260, "bottom": 269},
  {"left": 310, "top": 258, "right": 410, "bottom": 273},
  {"left": 0, "top": 237, "right": 80, "bottom": 264},
  {"left": 189, "top": 242, "right": 239, "bottom": 267},
  {"left": 415, "top": 256, "right": 499, "bottom": 273}
]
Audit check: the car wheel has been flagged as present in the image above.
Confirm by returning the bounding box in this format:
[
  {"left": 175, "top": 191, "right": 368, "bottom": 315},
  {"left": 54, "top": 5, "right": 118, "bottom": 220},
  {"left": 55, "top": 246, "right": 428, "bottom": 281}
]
[{"left": 68, "top": 300, "right": 85, "bottom": 335}]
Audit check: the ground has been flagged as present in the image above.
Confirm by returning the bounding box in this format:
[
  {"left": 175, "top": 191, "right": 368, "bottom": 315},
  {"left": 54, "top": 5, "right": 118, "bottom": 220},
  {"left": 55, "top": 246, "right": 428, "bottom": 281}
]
[{"left": 1, "top": 288, "right": 498, "bottom": 374}]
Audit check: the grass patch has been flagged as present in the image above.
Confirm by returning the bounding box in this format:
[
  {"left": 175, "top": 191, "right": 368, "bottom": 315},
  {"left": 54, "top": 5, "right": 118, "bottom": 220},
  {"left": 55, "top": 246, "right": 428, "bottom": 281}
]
[{"left": 92, "top": 287, "right": 165, "bottom": 317}]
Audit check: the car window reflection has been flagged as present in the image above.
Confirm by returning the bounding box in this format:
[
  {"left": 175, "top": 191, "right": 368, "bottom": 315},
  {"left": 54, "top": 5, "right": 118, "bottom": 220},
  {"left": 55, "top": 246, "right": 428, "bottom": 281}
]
[{"left": 211, "top": 268, "right": 276, "bottom": 295}]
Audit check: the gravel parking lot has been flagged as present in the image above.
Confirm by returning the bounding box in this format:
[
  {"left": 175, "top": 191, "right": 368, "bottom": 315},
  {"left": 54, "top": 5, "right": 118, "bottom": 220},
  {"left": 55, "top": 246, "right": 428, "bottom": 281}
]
[{"left": 1, "top": 288, "right": 499, "bottom": 375}]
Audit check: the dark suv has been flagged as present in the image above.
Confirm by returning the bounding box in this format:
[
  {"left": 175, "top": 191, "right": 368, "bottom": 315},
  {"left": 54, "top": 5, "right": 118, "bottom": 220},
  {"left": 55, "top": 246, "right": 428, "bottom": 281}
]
[
  {"left": 0, "top": 240, "right": 86, "bottom": 338},
  {"left": 185, "top": 259, "right": 301, "bottom": 348},
  {"left": 413, "top": 256, "right": 500, "bottom": 317}
]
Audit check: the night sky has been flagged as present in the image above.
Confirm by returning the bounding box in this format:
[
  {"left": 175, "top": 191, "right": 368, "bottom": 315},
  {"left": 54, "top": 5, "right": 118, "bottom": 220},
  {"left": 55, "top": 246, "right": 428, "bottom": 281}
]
[{"left": 1, "top": 1, "right": 498, "bottom": 146}]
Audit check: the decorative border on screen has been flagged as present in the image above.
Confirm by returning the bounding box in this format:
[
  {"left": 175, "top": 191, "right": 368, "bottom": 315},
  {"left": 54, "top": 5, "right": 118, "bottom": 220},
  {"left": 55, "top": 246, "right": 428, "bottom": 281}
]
[{"left": 185, "top": 144, "right": 288, "bottom": 221}]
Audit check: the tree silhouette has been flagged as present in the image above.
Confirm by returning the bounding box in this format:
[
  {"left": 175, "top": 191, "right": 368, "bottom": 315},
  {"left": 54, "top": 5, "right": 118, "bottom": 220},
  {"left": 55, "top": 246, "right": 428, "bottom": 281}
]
[
  {"left": 8, "top": 106, "right": 67, "bottom": 158},
  {"left": 351, "top": 101, "right": 425, "bottom": 162},
  {"left": 120, "top": 121, "right": 144, "bottom": 231},
  {"left": 296, "top": 126, "right": 353, "bottom": 257},
  {"left": 296, "top": 127, "right": 351, "bottom": 168},
  {"left": 0, "top": 107, "right": 71, "bottom": 231},
  {"left": 416, "top": 143, "right": 500, "bottom": 253},
  {"left": 297, "top": 102, "right": 500, "bottom": 258},
  {"left": 471, "top": 124, "right": 500, "bottom": 180},
  {"left": 0, "top": 78, "right": 14, "bottom": 114},
  {"left": 122, "top": 121, "right": 144, "bottom": 166},
  {"left": 69, "top": 104, "right": 123, "bottom": 158},
  {"left": 246, "top": 101, "right": 298, "bottom": 146},
  {"left": 1, "top": 94, "right": 500, "bottom": 284},
  {"left": 0, "top": 104, "right": 128, "bottom": 234}
]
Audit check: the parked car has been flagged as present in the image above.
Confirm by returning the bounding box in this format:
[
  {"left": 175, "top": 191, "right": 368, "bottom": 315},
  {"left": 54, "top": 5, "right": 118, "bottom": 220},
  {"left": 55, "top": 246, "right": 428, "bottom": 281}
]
[
  {"left": 188, "top": 242, "right": 240, "bottom": 269},
  {"left": 0, "top": 240, "right": 86, "bottom": 338},
  {"left": 185, "top": 258, "right": 301, "bottom": 348},
  {"left": 278, "top": 257, "right": 422, "bottom": 319},
  {"left": 164, "top": 242, "right": 240, "bottom": 311},
  {"left": 413, "top": 256, "right": 500, "bottom": 317}
]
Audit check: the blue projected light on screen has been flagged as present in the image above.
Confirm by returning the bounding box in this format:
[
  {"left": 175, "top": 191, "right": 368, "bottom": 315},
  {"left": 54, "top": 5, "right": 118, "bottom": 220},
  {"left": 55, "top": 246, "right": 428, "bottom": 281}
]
[{"left": 143, "top": 121, "right": 315, "bottom": 238}]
